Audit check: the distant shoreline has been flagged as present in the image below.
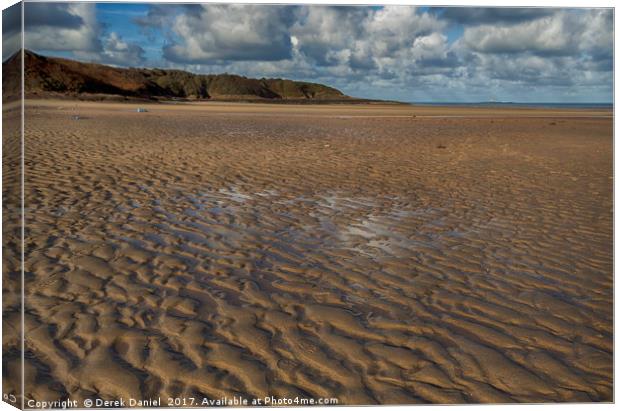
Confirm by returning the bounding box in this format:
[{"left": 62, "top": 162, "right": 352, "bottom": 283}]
[
  {"left": 410, "top": 102, "right": 613, "bottom": 110},
  {"left": 16, "top": 93, "right": 611, "bottom": 111}
]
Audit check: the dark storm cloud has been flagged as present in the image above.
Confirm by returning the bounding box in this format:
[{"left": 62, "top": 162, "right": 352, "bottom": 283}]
[
  {"left": 349, "top": 53, "right": 377, "bottom": 71},
  {"left": 2, "top": 2, "right": 21, "bottom": 61},
  {"left": 582, "top": 54, "right": 613, "bottom": 72},
  {"left": 24, "top": 3, "right": 83, "bottom": 29},
  {"left": 416, "top": 51, "right": 461, "bottom": 69},
  {"left": 133, "top": 4, "right": 168, "bottom": 28},
  {"left": 23, "top": 3, "right": 102, "bottom": 52},
  {"left": 3, "top": 2, "right": 21, "bottom": 36},
  {"left": 133, "top": 4, "right": 196, "bottom": 29},
  {"left": 438, "top": 7, "right": 554, "bottom": 25}
]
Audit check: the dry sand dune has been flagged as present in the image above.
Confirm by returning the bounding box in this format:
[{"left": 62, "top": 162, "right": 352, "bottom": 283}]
[{"left": 3, "top": 100, "right": 612, "bottom": 405}]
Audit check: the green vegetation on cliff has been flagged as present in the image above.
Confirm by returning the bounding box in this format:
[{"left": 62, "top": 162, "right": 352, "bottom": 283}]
[{"left": 3, "top": 50, "right": 349, "bottom": 102}]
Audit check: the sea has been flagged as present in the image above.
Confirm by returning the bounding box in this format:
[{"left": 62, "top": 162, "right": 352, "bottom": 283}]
[{"left": 409, "top": 102, "right": 613, "bottom": 110}]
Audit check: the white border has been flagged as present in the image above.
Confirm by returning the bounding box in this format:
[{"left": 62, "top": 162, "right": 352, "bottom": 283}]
[{"left": 0, "top": 1, "right": 616, "bottom": 411}]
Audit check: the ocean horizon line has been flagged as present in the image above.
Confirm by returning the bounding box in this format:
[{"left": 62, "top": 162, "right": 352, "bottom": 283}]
[{"left": 408, "top": 101, "right": 613, "bottom": 109}]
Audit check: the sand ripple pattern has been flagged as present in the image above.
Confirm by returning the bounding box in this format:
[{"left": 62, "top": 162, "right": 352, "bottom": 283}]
[
  {"left": 3, "top": 104, "right": 24, "bottom": 404},
  {"left": 17, "top": 103, "right": 612, "bottom": 404}
]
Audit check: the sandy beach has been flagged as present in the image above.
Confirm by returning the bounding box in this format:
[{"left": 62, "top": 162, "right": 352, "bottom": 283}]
[{"left": 5, "top": 100, "right": 612, "bottom": 404}]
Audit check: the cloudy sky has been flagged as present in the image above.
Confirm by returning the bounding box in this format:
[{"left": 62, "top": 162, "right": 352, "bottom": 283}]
[{"left": 3, "top": 3, "right": 614, "bottom": 102}]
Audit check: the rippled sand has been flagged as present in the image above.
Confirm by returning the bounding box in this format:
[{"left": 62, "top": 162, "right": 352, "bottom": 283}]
[{"left": 4, "top": 100, "right": 612, "bottom": 404}]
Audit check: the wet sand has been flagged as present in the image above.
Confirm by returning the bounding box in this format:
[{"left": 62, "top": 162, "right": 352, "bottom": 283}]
[{"left": 8, "top": 100, "right": 613, "bottom": 404}]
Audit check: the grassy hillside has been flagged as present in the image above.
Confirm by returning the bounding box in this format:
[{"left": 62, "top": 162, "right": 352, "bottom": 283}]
[{"left": 3, "top": 50, "right": 348, "bottom": 102}]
